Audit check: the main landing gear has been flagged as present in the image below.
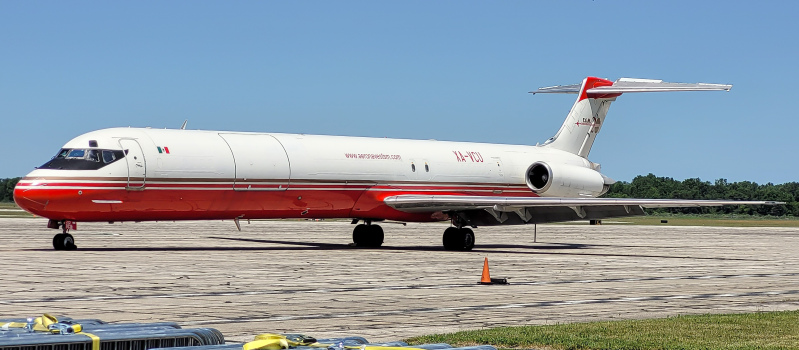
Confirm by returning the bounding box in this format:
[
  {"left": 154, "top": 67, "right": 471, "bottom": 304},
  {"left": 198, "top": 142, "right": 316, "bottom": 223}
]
[
  {"left": 442, "top": 227, "right": 475, "bottom": 251},
  {"left": 442, "top": 214, "right": 476, "bottom": 251},
  {"left": 351, "top": 220, "right": 384, "bottom": 247},
  {"left": 351, "top": 218, "right": 475, "bottom": 250},
  {"left": 49, "top": 219, "right": 77, "bottom": 250}
]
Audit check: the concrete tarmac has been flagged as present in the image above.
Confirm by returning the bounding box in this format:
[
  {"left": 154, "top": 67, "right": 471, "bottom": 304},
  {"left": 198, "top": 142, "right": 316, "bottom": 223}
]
[{"left": 1, "top": 218, "right": 798, "bottom": 342}]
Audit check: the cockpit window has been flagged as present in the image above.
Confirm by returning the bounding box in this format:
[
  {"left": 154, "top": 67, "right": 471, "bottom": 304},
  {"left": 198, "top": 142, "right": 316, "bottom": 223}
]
[
  {"left": 66, "top": 149, "right": 86, "bottom": 159},
  {"left": 102, "top": 150, "right": 117, "bottom": 163},
  {"left": 56, "top": 149, "right": 70, "bottom": 159},
  {"left": 40, "top": 148, "right": 126, "bottom": 170},
  {"left": 87, "top": 150, "right": 100, "bottom": 162}
]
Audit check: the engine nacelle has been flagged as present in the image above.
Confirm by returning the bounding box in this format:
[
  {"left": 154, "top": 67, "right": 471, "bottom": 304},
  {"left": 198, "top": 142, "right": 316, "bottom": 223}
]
[{"left": 525, "top": 161, "right": 610, "bottom": 198}]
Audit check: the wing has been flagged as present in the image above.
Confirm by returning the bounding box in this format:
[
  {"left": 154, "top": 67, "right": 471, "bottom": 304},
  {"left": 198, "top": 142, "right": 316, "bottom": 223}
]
[{"left": 384, "top": 195, "right": 782, "bottom": 225}]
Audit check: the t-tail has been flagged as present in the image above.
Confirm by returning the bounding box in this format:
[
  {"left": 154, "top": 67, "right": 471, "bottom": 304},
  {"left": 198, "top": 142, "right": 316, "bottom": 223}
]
[{"left": 533, "top": 77, "right": 732, "bottom": 158}]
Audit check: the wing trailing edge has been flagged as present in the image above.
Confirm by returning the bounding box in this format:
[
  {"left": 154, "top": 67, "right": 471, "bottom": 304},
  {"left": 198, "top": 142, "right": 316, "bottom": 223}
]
[
  {"left": 384, "top": 195, "right": 782, "bottom": 226},
  {"left": 384, "top": 194, "right": 781, "bottom": 213}
]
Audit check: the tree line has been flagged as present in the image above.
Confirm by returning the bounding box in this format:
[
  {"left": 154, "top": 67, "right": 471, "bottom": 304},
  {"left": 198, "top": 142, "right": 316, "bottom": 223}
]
[
  {"left": 2, "top": 174, "right": 798, "bottom": 216},
  {"left": 604, "top": 174, "right": 799, "bottom": 216},
  {"left": 0, "top": 178, "right": 20, "bottom": 202}
]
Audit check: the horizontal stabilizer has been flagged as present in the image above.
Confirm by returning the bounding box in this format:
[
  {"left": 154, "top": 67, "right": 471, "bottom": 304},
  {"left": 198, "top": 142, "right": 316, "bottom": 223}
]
[
  {"left": 532, "top": 83, "right": 583, "bottom": 94},
  {"left": 532, "top": 78, "right": 732, "bottom": 94}
]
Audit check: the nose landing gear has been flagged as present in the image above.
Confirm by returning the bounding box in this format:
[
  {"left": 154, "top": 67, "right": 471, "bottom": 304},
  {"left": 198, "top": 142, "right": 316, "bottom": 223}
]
[
  {"left": 49, "top": 220, "right": 77, "bottom": 250},
  {"left": 53, "top": 233, "right": 76, "bottom": 250}
]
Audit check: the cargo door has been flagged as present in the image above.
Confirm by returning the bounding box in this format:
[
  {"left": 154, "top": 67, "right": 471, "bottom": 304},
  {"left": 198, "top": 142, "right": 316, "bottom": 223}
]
[
  {"left": 119, "top": 139, "right": 146, "bottom": 190},
  {"left": 219, "top": 133, "right": 290, "bottom": 191}
]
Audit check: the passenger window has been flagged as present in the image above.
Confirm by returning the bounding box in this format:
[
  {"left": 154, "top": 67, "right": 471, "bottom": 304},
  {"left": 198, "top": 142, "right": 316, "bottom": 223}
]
[
  {"left": 102, "top": 150, "right": 116, "bottom": 163},
  {"left": 425, "top": 163, "right": 429, "bottom": 172},
  {"left": 411, "top": 163, "right": 416, "bottom": 172},
  {"left": 67, "top": 149, "right": 86, "bottom": 159}
]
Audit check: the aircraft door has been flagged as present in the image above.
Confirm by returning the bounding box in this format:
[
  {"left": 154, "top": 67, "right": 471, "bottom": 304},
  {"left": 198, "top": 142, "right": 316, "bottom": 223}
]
[
  {"left": 491, "top": 157, "right": 504, "bottom": 179},
  {"left": 219, "top": 133, "right": 290, "bottom": 191},
  {"left": 119, "top": 139, "right": 146, "bottom": 189}
]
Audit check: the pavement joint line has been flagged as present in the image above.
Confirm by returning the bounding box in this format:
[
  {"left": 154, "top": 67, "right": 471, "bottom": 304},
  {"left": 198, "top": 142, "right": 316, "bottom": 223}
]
[
  {"left": 2, "top": 272, "right": 797, "bottom": 305},
  {"left": 179, "top": 289, "right": 799, "bottom": 326}
]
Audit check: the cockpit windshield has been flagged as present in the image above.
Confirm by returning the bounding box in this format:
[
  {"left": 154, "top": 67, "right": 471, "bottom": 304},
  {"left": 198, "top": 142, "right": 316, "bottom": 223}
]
[
  {"left": 67, "top": 149, "right": 86, "bottom": 159},
  {"left": 40, "top": 148, "right": 126, "bottom": 170}
]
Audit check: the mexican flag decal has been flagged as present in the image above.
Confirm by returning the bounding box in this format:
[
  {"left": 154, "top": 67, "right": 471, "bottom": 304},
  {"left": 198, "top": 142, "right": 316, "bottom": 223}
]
[{"left": 157, "top": 146, "right": 170, "bottom": 154}]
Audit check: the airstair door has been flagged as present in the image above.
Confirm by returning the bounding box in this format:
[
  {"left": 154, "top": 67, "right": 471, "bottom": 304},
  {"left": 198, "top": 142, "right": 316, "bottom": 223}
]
[{"left": 119, "top": 139, "right": 146, "bottom": 190}]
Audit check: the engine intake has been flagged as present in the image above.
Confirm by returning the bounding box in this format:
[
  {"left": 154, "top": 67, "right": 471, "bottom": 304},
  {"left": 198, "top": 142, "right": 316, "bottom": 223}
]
[
  {"left": 525, "top": 161, "right": 609, "bottom": 198},
  {"left": 526, "top": 162, "right": 552, "bottom": 192}
]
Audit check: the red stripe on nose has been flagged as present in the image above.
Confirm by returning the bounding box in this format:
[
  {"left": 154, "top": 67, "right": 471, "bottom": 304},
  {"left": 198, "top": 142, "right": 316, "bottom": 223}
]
[{"left": 14, "top": 185, "right": 48, "bottom": 216}]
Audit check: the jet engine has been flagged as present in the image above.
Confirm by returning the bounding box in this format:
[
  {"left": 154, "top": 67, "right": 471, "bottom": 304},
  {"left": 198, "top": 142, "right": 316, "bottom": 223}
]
[{"left": 525, "top": 161, "right": 611, "bottom": 198}]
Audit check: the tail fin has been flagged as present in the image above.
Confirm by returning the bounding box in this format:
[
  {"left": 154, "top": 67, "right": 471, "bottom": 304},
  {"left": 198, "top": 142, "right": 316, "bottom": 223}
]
[{"left": 533, "top": 77, "right": 732, "bottom": 158}]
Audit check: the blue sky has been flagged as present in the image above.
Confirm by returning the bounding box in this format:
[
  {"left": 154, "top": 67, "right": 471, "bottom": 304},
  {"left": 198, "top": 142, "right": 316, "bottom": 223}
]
[{"left": 2, "top": 1, "right": 797, "bottom": 184}]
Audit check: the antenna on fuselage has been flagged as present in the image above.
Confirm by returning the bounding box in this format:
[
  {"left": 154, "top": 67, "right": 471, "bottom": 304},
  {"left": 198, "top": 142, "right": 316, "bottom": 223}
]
[{"left": 180, "top": 120, "right": 188, "bottom": 130}]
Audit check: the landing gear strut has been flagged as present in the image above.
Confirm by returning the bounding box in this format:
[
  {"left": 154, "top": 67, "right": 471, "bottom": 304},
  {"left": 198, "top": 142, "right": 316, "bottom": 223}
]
[
  {"left": 51, "top": 220, "right": 77, "bottom": 250},
  {"left": 442, "top": 213, "right": 476, "bottom": 251},
  {"left": 352, "top": 220, "right": 384, "bottom": 247},
  {"left": 442, "top": 227, "right": 475, "bottom": 251}
]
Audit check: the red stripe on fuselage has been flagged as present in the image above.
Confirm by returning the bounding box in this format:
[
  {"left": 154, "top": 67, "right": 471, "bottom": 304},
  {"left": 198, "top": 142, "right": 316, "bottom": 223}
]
[{"left": 14, "top": 177, "right": 535, "bottom": 223}]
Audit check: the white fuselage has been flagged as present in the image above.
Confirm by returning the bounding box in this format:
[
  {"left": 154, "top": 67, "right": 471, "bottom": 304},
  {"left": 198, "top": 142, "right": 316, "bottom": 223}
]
[{"left": 14, "top": 127, "right": 597, "bottom": 222}]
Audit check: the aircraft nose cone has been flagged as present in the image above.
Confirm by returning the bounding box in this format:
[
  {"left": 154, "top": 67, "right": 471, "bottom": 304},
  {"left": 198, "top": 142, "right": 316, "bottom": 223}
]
[{"left": 13, "top": 178, "right": 50, "bottom": 216}]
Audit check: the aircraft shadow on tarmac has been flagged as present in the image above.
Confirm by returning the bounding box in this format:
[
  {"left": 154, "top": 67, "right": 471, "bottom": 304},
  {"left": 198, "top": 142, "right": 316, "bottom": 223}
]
[
  {"left": 211, "top": 236, "right": 592, "bottom": 252},
  {"left": 32, "top": 236, "right": 763, "bottom": 261},
  {"left": 26, "top": 236, "right": 588, "bottom": 253}
]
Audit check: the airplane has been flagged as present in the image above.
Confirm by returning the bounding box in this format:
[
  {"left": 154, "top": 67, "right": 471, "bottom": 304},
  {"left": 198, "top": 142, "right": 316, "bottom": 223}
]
[{"left": 13, "top": 77, "right": 780, "bottom": 251}]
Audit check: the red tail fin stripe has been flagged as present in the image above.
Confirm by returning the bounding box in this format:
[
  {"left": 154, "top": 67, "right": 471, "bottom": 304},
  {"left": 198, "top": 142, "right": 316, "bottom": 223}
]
[{"left": 578, "top": 77, "right": 615, "bottom": 101}]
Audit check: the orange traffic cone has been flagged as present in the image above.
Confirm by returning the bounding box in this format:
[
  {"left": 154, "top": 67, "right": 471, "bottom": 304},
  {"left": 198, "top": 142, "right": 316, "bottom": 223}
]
[
  {"left": 479, "top": 257, "right": 508, "bottom": 285},
  {"left": 480, "top": 257, "right": 492, "bottom": 284}
]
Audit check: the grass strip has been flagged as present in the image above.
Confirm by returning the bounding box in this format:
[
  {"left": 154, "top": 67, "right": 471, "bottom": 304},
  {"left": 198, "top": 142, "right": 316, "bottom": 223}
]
[
  {"left": 406, "top": 311, "right": 799, "bottom": 350},
  {"left": 599, "top": 215, "right": 799, "bottom": 227},
  {"left": 0, "top": 202, "right": 33, "bottom": 217},
  {"left": 0, "top": 202, "right": 20, "bottom": 209}
]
